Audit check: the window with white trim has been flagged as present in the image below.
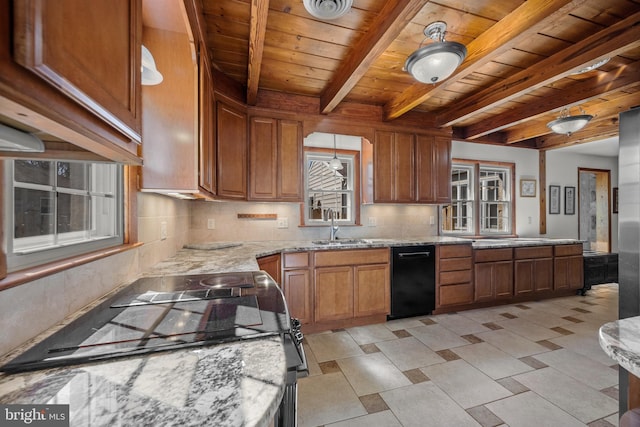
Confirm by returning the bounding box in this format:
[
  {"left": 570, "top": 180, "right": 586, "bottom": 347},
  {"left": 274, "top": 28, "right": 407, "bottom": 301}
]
[
  {"left": 304, "top": 151, "right": 357, "bottom": 225},
  {"left": 5, "top": 159, "right": 123, "bottom": 271},
  {"left": 441, "top": 161, "right": 513, "bottom": 236}
]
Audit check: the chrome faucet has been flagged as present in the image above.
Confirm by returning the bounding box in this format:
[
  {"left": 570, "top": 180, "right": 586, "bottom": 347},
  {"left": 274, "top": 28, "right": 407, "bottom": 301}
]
[{"left": 325, "top": 208, "right": 339, "bottom": 241}]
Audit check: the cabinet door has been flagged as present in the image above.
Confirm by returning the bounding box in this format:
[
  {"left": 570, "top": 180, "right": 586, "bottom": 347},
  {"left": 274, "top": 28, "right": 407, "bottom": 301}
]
[
  {"left": 394, "top": 132, "right": 415, "bottom": 202},
  {"left": 199, "top": 45, "right": 216, "bottom": 195},
  {"left": 216, "top": 101, "right": 247, "bottom": 199},
  {"left": 278, "top": 120, "right": 303, "bottom": 201},
  {"left": 249, "top": 117, "right": 278, "bottom": 200},
  {"left": 433, "top": 137, "right": 452, "bottom": 203},
  {"left": 283, "top": 269, "right": 312, "bottom": 325},
  {"left": 314, "top": 266, "right": 354, "bottom": 322},
  {"left": 493, "top": 261, "right": 514, "bottom": 299},
  {"left": 258, "top": 254, "right": 281, "bottom": 284},
  {"left": 373, "top": 131, "right": 394, "bottom": 202},
  {"left": 13, "top": 0, "right": 142, "bottom": 141},
  {"left": 474, "top": 263, "right": 494, "bottom": 302},
  {"left": 354, "top": 264, "right": 390, "bottom": 317},
  {"left": 555, "top": 256, "right": 584, "bottom": 290},
  {"left": 415, "top": 135, "right": 435, "bottom": 203},
  {"left": 514, "top": 260, "right": 535, "bottom": 296},
  {"left": 533, "top": 258, "right": 553, "bottom": 292}
]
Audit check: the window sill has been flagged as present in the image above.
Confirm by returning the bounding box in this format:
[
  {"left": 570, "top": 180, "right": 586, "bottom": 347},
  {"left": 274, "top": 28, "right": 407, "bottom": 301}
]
[{"left": 0, "top": 243, "right": 143, "bottom": 292}]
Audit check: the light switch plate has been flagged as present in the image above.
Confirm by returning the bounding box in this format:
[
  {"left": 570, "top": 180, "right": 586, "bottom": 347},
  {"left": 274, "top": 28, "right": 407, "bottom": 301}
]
[
  {"left": 207, "top": 218, "right": 216, "bottom": 229},
  {"left": 160, "top": 221, "right": 168, "bottom": 240},
  {"left": 368, "top": 217, "right": 377, "bottom": 227},
  {"left": 277, "top": 218, "right": 289, "bottom": 228}
]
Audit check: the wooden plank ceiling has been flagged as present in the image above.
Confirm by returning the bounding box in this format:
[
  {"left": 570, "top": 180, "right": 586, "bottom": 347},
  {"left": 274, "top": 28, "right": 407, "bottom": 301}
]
[{"left": 201, "top": 0, "right": 640, "bottom": 150}]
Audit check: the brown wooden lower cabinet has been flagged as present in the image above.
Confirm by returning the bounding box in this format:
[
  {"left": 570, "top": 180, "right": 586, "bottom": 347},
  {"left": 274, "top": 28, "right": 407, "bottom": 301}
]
[
  {"left": 514, "top": 246, "right": 553, "bottom": 296},
  {"left": 281, "top": 252, "right": 312, "bottom": 325},
  {"left": 554, "top": 244, "right": 584, "bottom": 291},
  {"left": 473, "top": 248, "right": 513, "bottom": 302},
  {"left": 257, "top": 254, "right": 281, "bottom": 284},
  {"left": 437, "top": 244, "right": 473, "bottom": 308}
]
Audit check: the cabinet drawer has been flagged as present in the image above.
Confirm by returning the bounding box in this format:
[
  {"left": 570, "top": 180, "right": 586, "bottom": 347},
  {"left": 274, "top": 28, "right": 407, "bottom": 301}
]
[
  {"left": 439, "top": 283, "right": 473, "bottom": 306},
  {"left": 440, "top": 269, "right": 472, "bottom": 285},
  {"left": 554, "top": 244, "right": 583, "bottom": 256},
  {"left": 283, "top": 252, "right": 309, "bottom": 269},
  {"left": 314, "top": 249, "right": 389, "bottom": 267},
  {"left": 440, "top": 257, "right": 472, "bottom": 272},
  {"left": 514, "top": 246, "right": 553, "bottom": 260},
  {"left": 439, "top": 244, "right": 472, "bottom": 258},
  {"left": 474, "top": 248, "right": 513, "bottom": 263}
]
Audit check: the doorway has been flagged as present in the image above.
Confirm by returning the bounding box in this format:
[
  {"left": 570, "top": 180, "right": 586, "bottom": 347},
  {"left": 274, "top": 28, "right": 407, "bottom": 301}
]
[{"left": 578, "top": 168, "right": 611, "bottom": 252}]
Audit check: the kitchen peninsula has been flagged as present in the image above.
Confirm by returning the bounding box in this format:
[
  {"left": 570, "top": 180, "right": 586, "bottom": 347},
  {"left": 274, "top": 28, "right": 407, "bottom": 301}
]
[{"left": 0, "top": 236, "right": 584, "bottom": 426}]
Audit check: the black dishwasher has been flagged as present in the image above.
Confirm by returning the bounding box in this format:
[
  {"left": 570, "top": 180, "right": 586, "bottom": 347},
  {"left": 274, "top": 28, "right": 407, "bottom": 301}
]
[{"left": 389, "top": 245, "right": 436, "bottom": 319}]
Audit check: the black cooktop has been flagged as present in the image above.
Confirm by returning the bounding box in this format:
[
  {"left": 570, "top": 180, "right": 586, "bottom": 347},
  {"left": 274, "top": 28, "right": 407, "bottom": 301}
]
[{"left": 1, "top": 271, "right": 290, "bottom": 373}]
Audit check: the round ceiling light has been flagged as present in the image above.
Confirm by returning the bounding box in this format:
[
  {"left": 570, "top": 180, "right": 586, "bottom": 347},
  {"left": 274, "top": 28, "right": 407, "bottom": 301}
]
[
  {"left": 303, "top": 0, "right": 352, "bottom": 20},
  {"left": 405, "top": 22, "right": 467, "bottom": 84},
  {"left": 547, "top": 108, "right": 593, "bottom": 135}
]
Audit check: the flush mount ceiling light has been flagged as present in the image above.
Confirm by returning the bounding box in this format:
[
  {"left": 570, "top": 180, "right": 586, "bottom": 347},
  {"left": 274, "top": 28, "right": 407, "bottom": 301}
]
[
  {"left": 303, "top": 0, "right": 352, "bottom": 20},
  {"left": 573, "top": 57, "right": 610, "bottom": 75},
  {"left": 329, "top": 134, "right": 343, "bottom": 170},
  {"left": 405, "top": 21, "right": 467, "bottom": 84},
  {"left": 547, "top": 107, "right": 593, "bottom": 136},
  {"left": 141, "top": 45, "right": 163, "bottom": 86}
]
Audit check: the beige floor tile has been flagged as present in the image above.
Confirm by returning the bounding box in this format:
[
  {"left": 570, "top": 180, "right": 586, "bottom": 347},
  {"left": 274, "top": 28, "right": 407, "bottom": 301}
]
[
  {"left": 376, "top": 336, "right": 445, "bottom": 371},
  {"left": 495, "top": 317, "right": 564, "bottom": 342},
  {"left": 384, "top": 316, "right": 428, "bottom": 331},
  {"left": 514, "top": 367, "right": 618, "bottom": 423},
  {"left": 305, "top": 331, "right": 364, "bottom": 363},
  {"left": 605, "top": 412, "right": 619, "bottom": 426},
  {"left": 476, "top": 328, "right": 550, "bottom": 358},
  {"left": 486, "top": 391, "right": 587, "bottom": 427},
  {"left": 298, "top": 372, "right": 367, "bottom": 427},
  {"left": 550, "top": 332, "right": 615, "bottom": 366},
  {"left": 430, "top": 313, "right": 491, "bottom": 335},
  {"left": 421, "top": 359, "right": 512, "bottom": 409},
  {"left": 337, "top": 352, "right": 411, "bottom": 396},
  {"left": 346, "top": 323, "right": 398, "bottom": 345},
  {"left": 325, "top": 410, "right": 403, "bottom": 427},
  {"left": 453, "top": 342, "right": 535, "bottom": 379},
  {"left": 407, "top": 323, "right": 469, "bottom": 351},
  {"left": 380, "top": 381, "right": 481, "bottom": 427},
  {"left": 532, "top": 348, "right": 618, "bottom": 390}
]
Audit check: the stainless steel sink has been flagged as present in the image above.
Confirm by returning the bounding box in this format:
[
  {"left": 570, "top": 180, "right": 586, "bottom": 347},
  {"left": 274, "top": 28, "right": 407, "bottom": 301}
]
[{"left": 312, "top": 239, "right": 370, "bottom": 246}]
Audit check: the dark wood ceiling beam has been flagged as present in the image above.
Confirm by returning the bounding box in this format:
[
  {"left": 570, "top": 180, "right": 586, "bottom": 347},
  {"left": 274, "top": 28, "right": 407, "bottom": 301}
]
[
  {"left": 246, "top": 0, "right": 269, "bottom": 105},
  {"left": 435, "top": 11, "right": 640, "bottom": 127},
  {"left": 383, "top": 0, "right": 586, "bottom": 121},
  {"left": 503, "top": 90, "right": 640, "bottom": 143},
  {"left": 461, "top": 60, "right": 640, "bottom": 140},
  {"left": 319, "top": 0, "right": 424, "bottom": 114}
]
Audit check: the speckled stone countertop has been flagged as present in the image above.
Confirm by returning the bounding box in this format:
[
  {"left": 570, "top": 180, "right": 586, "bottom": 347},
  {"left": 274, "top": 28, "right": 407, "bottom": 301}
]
[
  {"left": 0, "top": 337, "right": 285, "bottom": 427},
  {"left": 0, "top": 236, "right": 583, "bottom": 426},
  {"left": 599, "top": 316, "right": 640, "bottom": 378}
]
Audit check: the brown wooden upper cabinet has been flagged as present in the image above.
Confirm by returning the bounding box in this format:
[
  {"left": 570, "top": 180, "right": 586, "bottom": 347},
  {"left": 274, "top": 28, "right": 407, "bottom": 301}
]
[
  {"left": 216, "top": 100, "right": 247, "bottom": 200},
  {"left": 198, "top": 41, "right": 216, "bottom": 197},
  {"left": 374, "top": 131, "right": 451, "bottom": 203},
  {"left": 249, "top": 117, "right": 303, "bottom": 201},
  {"left": 12, "top": 0, "right": 142, "bottom": 148}
]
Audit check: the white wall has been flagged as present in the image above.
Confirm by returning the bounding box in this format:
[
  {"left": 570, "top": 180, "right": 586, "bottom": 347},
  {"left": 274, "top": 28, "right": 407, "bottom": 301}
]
[
  {"left": 452, "top": 140, "right": 619, "bottom": 250},
  {"left": 0, "top": 193, "right": 190, "bottom": 357}
]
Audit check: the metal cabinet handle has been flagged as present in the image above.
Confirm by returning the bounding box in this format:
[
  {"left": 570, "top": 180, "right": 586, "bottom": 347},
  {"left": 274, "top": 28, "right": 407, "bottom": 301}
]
[{"left": 398, "top": 251, "right": 431, "bottom": 258}]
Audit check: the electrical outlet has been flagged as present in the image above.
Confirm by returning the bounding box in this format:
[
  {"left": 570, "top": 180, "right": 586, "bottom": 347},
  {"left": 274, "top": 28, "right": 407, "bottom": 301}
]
[
  {"left": 429, "top": 215, "right": 435, "bottom": 225},
  {"left": 368, "top": 217, "right": 377, "bottom": 227},
  {"left": 207, "top": 218, "right": 216, "bottom": 229},
  {"left": 277, "top": 218, "right": 289, "bottom": 228},
  {"left": 160, "top": 221, "right": 167, "bottom": 240}
]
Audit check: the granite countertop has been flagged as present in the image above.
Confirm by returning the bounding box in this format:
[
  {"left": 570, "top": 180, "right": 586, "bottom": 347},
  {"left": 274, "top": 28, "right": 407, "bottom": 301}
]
[
  {"left": 0, "top": 235, "right": 583, "bottom": 426},
  {"left": 0, "top": 336, "right": 286, "bottom": 427},
  {"left": 599, "top": 316, "right": 640, "bottom": 378}
]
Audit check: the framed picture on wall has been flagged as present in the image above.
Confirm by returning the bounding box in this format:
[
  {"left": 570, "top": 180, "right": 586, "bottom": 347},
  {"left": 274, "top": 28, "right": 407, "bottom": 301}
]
[
  {"left": 520, "top": 179, "right": 536, "bottom": 197},
  {"left": 613, "top": 187, "right": 619, "bottom": 214},
  {"left": 564, "top": 186, "right": 575, "bottom": 215},
  {"left": 549, "top": 185, "right": 561, "bottom": 214}
]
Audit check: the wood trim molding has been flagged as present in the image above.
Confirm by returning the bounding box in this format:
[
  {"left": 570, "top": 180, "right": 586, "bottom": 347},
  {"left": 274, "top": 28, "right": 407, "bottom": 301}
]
[{"left": 539, "top": 150, "right": 547, "bottom": 234}]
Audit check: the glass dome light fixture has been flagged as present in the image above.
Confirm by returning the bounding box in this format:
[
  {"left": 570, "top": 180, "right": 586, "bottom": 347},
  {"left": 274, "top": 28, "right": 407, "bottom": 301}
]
[
  {"left": 404, "top": 21, "right": 467, "bottom": 84},
  {"left": 141, "top": 45, "right": 163, "bottom": 86},
  {"left": 547, "top": 107, "right": 593, "bottom": 136},
  {"left": 329, "top": 134, "right": 343, "bottom": 170}
]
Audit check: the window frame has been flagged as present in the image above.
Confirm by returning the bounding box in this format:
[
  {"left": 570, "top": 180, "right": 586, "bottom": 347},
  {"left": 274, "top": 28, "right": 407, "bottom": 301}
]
[
  {"left": 4, "top": 158, "right": 125, "bottom": 273},
  {"left": 441, "top": 159, "right": 515, "bottom": 237},
  {"left": 302, "top": 147, "right": 361, "bottom": 227}
]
